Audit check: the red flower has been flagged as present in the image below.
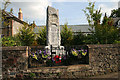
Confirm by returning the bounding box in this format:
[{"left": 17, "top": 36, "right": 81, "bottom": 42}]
[{"left": 53, "top": 55, "right": 61, "bottom": 63}]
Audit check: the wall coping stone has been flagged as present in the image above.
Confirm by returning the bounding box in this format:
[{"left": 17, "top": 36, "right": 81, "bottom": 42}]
[
  {"left": 1, "top": 44, "right": 119, "bottom": 50},
  {"left": 87, "top": 44, "right": 120, "bottom": 49},
  {"left": 2, "top": 46, "right": 28, "bottom": 50},
  {"left": 1, "top": 46, "right": 46, "bottom": 51},
  {"left": 28, "top": 64, "right": 89, "bottom": 70}
]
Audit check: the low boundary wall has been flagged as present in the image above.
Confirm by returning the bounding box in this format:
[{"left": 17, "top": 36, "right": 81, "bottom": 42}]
[{"left": 2, "top": 44, "right": 119, "bottom": 78}]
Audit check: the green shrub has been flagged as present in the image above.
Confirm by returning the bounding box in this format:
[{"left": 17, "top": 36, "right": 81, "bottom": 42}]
[
  {"left": 37, "top": 26, "right": 47, "bottom": 45},
  {"left": 73, "top": 31, "right": 85, "bottom": 45},
  {"left": 2, "top": 36, "right": 21, "bottom": 46},
  {"left": 113, "top": 40, "right": 120, "bottom": 44},
  {"left": 28, "top": 73, "right": 36, "bottom": 78},
  {"left": 17, "top": 24, "right": 35, "bottom": 46},
  {"left": 83, "top": 2, "right": 119, "bottom": 44},
  {"left": 61, "top": 24, "right": 73, "bottom": 46}
]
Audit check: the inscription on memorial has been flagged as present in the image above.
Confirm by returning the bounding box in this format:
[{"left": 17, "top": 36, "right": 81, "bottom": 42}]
[{"left": 50, "top": 25, "right": 59, "bottom": 45}]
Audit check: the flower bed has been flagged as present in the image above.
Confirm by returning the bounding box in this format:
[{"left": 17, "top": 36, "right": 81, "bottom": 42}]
[{"left": 29, "top": 47, "right": 89, "bottom": 67}]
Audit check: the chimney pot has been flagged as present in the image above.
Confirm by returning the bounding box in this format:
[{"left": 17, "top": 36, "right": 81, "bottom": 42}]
[{"left": 18, "top": 8, "right": 23, "bottom": 21}]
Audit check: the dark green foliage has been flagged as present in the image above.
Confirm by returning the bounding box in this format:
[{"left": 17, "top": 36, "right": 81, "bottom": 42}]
[
  {"left": 73, "top": 31, "right": 85, "bottom": 45},
  {"left": 37, "top": 24, "right": 73, "bottom": 46},
  {"left": 2, "top": 36, "right": 21, "bottom": 46},
  {"left": 113, "top": 40, "right": 120, "bottom": 44},
  {"left": 84, "top": 34, "right": 96, "bottom": 44},
  {"left": 83, "top": 2, "right": 119, "bottom": 44},
  {"left": 37, "top": 26, "right": 47, "bottom": 45},
  {"left": 17, "top": 24, "right": 35, "bottom": 46},
  {"left": 46, "top": 59, "right": 54, "bottom": 67},
  {"left": 61, "top": 24, "right": 73, "bottom": 46},
  {"left": 28, "top": 73, "right": 36, "bottom": 78},
  {"left": 1, "top": 0, "right": 13, "bottom": 28},
  {"left": 97, "top": 14, "right": 119, "bottom": 44},
  {"left": 110, "top": 8, "right": 120, "bottom": 17}
]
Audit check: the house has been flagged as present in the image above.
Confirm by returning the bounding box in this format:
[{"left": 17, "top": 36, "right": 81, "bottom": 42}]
[
  {"left": 111, "top": 1, "right": 120, "bottom": 28},
  {"left": 113, "top": 17, "right": 120, "bottom": 27},
  {"left": 1, "top": 8, "right": 36, "bottom": 37}
]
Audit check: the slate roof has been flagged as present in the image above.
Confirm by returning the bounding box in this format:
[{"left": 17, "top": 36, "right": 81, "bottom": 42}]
[
  {"left": 2, "top": 10, "right": 28, "bottom": 25},
  {"left": 34, "top": 25, "right": 92, "bottom": 34}
]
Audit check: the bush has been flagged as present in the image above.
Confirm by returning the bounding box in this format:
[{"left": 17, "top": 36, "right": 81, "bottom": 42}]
[
  {"left": 113, "top": 40, "right": 120, "bottom": 44},
  {"left": 28, "top": 73, "right": 36, "bottom": 78},
  {"left": 37, "top": 26, "right": 47, "bottom": 45},
  {"left": 17, "top": 24, "right": 35, "bottom": 46},
  {"left": 73, "top": 31, "right": 85, "bottom": 45},
  {"left": 2, "top": 36, "right": 21, "bottom": 46},
  {"left": 61, "top": 24, "right": 73, "bottom": 46},
  {"left": 83, "top": 2, "right": 119, "bottom": 44}
]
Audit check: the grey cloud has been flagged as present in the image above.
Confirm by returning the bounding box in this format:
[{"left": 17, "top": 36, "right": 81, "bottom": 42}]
[{"left": 7, "top": 1, "right": 52, "bottom": 25}]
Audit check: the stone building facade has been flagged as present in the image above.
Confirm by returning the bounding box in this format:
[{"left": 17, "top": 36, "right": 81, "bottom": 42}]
[{"left": 1, "top": 8, "right": 35, "bottom": 37}]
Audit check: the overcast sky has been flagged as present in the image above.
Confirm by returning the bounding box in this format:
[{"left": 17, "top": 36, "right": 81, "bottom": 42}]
[{"left": 1, "top": 0, "right": 119, "bottom": 25}]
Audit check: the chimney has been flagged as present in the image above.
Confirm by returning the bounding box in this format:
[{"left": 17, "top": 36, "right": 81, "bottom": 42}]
[
  {"left": 32, "top": 21, "right": 36, "bottom": 27},
  {"left": 18, "top": 8, "right": 23, "bottom": 21}
]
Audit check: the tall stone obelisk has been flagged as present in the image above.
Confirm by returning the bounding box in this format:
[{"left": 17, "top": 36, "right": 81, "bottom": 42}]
[{"left": 45, "top": 6, "right": 64, "bottom": 55}]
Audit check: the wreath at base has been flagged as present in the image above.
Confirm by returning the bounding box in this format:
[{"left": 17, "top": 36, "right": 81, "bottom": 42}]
[{"left": 53, "top": 55, "right": 61, "bottom": 63}]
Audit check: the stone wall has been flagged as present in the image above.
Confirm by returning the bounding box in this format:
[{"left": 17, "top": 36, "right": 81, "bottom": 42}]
[
  {"left": 2, "top": 46, "right": 29, "bottom": 78},
  {"left": 24, "top": 44, "right": 119, "bottom": 78},
  {"left": 2, "top": 44, "right": 119, "bottom": 79},
  {"left": 88, "top": 44, "right": 119, "bottom": 76}
]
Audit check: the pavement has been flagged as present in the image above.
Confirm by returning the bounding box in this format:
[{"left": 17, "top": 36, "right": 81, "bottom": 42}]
[{"left": 90, "top": 72, "right": 119, "bottom": 78}]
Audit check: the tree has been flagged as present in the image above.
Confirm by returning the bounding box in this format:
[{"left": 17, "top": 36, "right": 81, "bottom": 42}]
[
  {"left": 1, "top": 0, "right": 13, "bottom": 47},
  {"left": 101, "top": 13, "right": 119, "bottom": 44},
  {"left": 1, "top": 0, "right": 13, "bottom": 28},
  {"left": 83, "top": 2, "right": 119, "bottom": 44},
  {"left": 17, "top": 24, "right": 35, "bottom": 46},
  {"left": 37, "top": 26, "right": 47, "bottom": 45},
  {"left": 61, "top": 24, "right": 73, "bottom": 46},
  {"left": 73, "top": 31, "right": 85, "bottom": 45},
  {"left": 110, "top": 8, "right": 120, "bottom": 18},
  {"left": 84, "top": 34, "right": 94, "bottom": 44},
  {"left": 3, "top": 0, "right": 11, "bottom": 10}
]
